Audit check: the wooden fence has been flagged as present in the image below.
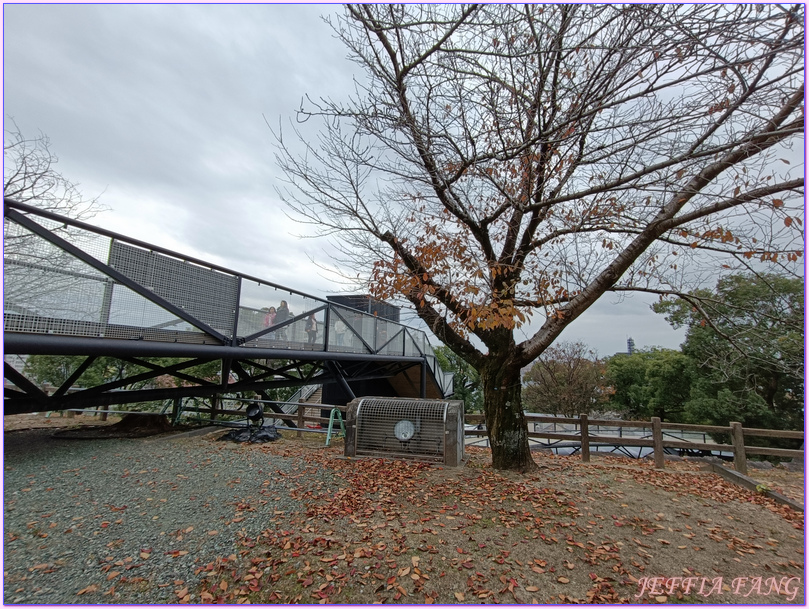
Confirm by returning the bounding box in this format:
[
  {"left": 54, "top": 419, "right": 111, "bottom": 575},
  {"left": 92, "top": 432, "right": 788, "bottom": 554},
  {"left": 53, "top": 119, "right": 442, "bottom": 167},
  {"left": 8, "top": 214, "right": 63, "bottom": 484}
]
[
  {"left": 464, "top": 413, "right": 803, "bottom": 475},
  {"left": 66, "top": 401, "right": 802, "bottom": 477},
  {"left": 260, "top": 406, "right": 802, "bottom": 476}
]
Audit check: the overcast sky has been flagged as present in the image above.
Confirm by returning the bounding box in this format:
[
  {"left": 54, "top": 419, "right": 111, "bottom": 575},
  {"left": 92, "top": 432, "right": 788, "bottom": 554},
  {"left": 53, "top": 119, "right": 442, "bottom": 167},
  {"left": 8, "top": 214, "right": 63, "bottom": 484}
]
[{"left": 3, "top": 3, "right": 686, "bottom": 357}]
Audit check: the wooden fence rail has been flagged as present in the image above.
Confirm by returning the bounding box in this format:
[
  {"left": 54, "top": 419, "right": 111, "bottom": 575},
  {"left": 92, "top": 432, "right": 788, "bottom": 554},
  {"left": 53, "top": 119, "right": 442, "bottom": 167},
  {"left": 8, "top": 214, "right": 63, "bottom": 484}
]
[
  {"left": 257, "top": 406, "right": 803, "bottom": 474},
  {"left": 69, "top": 401, "right": 801, "bottom": 476},
  {"left": 463, "top": 413, "right": 803, "bottom": 475}
]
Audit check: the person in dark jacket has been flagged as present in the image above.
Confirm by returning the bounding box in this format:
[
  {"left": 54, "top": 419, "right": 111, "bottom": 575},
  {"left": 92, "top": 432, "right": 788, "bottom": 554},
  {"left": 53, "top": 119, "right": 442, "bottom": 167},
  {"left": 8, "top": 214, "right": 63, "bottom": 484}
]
[
  {"left": 275, "top": 300, "right": 290, "bottom": 323},
  {"left": 275, "top": 300, "right": 290, "bottom": 340}
]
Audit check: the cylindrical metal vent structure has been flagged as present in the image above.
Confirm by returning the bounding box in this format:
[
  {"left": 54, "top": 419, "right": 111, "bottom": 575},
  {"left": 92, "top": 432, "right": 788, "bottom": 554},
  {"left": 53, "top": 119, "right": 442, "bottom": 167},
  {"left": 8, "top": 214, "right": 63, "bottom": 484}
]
[{"left": 344, "top": 397, "right": 465, "bottom": 466}]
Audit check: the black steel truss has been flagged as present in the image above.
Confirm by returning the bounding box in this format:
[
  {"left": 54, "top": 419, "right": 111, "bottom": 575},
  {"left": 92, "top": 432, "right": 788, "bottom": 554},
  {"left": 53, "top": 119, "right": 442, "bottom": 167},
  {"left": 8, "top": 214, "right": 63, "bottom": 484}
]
[{"left": 3, "top": 351, "right": 427, "bottom": 415}]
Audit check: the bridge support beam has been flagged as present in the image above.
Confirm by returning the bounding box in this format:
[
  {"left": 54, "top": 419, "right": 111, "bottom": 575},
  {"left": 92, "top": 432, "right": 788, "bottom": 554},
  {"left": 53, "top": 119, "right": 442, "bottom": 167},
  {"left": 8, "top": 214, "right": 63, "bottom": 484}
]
[
  {"left": 421, "top": 360, "right": 427, "bottom": 399},
  {"left": 326, "top": 361, "right": 356, "bottom": 401}
]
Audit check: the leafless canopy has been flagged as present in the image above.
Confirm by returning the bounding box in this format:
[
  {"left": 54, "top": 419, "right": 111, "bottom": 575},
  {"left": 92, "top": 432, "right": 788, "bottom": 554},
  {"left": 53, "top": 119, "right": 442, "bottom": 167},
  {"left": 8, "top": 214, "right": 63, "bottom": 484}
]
[
  {"left": 275, "top": 4, "right": 804, "bottom": 369},
  {"left": 522, "top": 341, "right": 608, "bottom": 417},
  {"left": 4, "top": 118, "right": 104, "bottom": 221},
  {"left": 4, "top": 119, "right": 107, "bottom": 306}
]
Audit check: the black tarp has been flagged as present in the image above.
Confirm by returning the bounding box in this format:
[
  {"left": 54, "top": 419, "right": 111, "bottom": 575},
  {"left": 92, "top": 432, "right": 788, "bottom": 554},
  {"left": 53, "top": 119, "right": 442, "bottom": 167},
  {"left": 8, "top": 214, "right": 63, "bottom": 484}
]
[{"left": 219, "top": 426, "right": 282, "bottom": 443}]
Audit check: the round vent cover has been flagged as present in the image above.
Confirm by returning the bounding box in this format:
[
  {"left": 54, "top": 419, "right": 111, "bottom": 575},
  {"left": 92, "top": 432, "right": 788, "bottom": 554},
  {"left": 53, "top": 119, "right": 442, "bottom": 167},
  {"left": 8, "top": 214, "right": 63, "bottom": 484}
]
[{"left": 394, "top": 419, "right": 415, "bottom": 442}]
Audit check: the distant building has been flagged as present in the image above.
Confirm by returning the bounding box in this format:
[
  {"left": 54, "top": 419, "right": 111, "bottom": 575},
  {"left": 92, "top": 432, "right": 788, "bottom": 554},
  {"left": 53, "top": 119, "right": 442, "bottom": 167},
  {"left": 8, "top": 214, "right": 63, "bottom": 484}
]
[
  {"left": 326, "top": 294, "right": 400, "bottom": 323},
  {"left": 611, "top": 337, "right": 637, "bottom": 358}
]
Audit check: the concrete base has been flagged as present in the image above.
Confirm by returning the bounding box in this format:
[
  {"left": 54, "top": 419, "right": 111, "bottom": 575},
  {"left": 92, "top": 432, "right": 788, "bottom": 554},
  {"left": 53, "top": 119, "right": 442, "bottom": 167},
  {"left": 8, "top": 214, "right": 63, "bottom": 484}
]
[
  {"left": 704, "top": 463, "right": 803, "bottom": 512},
  {"left": 333, "top": 454, "right": 469, "bottom": 469}
]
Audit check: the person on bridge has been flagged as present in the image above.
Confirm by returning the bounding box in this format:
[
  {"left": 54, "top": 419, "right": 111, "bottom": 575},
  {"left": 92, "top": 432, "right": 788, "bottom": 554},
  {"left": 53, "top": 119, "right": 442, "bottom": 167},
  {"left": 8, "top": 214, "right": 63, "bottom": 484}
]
[
  {"left": 305, "top": 313, "right": 318, "bottom": 345},
  {"left": 263, "top": 306, "right": 277, "bottom": 339},
  {"left": 275, "top": 300, "right": 290, "bottom": 340},
  {"left": 334, "top": 318, "right": 347, "bottom": 346},
  {"left": 263, "top": 306, "right": 276, "bottom": 328}
]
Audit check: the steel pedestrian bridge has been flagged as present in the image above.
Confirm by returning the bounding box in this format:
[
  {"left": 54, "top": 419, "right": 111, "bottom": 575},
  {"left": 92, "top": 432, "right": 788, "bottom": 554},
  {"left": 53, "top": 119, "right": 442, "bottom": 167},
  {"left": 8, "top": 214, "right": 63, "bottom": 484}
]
[{"left": 3, "top": 198, "right": 453, "bottom": 417}]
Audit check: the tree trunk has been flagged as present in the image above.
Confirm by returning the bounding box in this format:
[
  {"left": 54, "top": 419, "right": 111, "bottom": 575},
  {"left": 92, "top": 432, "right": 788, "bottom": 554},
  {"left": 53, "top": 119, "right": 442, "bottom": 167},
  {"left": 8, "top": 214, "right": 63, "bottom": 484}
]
[{"left": 481, "top": 355, "right": 537, "bottom": 472}]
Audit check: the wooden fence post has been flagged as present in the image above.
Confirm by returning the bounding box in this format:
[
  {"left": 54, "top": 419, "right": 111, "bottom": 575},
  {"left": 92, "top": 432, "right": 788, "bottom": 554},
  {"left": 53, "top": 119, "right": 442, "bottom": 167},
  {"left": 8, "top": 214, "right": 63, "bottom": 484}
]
[
  {"left": 580, "top": 414, "right": 590, "bottom": 463},
  {"left": 297, "top": 403, "right": 304, "bottom": 438},
  {"left": 172, "top": 397, "right": 181, "bottom": 424},
  {"left": 651, "top": 417, "right": 664, "bottom": 469},
  {"left": 730, "top": 422, "right": 747, "bottom": 475}
]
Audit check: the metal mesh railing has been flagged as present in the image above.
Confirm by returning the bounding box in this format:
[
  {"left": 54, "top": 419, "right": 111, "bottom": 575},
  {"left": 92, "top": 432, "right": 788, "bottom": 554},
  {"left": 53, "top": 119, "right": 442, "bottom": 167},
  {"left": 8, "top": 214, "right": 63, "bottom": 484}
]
[
  {"left": 109, "top": 241, "right": 239, "bottom": 334},
  {"left": 3, "top": 222, "right": 217, "bottom": 342}
]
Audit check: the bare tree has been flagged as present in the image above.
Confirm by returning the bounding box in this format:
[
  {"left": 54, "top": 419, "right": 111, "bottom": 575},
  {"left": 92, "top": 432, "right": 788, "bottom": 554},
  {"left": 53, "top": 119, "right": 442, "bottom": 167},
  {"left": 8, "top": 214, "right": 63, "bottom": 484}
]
[
  {"left": 275, "top": 4, "right": 804, "bottom": 470},
  {"left": 4, "top": 120, "right": 107, "bottom": 321},
  {"left": 522, "top": 341, "right": 608, "bottom": 417},
  {"left": 4, "top": 118, "right": 104, "bottom": 219}
]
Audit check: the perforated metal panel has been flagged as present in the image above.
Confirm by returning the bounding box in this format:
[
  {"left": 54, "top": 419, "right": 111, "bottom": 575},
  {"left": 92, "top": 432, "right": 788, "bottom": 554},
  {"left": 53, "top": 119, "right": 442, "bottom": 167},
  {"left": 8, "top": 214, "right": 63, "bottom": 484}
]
[
  {"left": 109, "top": 241, "right": 239, "bottom": 334},
  {"left": 3, "top": 219, "right": 223, "bottom": 343},
  {"left": 353, "top": 398, "right": 448, "bottom": 462}
]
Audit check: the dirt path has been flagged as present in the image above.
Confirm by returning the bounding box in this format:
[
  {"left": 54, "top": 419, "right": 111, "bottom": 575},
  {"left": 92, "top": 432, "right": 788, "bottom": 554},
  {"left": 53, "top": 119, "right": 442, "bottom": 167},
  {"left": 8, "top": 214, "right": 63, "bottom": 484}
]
[
  {"left": 4, "top": 412, "right": 123, "bottom": 431},
  {"left": 192, "top": 437, "right": 803, "bottom": 604}
]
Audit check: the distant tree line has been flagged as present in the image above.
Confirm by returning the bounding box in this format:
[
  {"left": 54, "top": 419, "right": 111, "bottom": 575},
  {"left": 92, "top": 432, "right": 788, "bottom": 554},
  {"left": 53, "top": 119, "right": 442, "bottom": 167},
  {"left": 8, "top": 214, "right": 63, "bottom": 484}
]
[{"left": 518, "top": 273, "right": 803, "bottom": 451}]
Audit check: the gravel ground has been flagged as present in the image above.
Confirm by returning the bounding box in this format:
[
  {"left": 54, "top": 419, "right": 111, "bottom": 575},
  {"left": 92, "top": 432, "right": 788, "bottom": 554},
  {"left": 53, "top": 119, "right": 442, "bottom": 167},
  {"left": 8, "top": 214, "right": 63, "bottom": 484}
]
[
  {"left": 5, "top": 424, "right": 804, "bottom": 604},
  {"left": 3, "top": 427, "right": 312, "bottom": 604}
]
